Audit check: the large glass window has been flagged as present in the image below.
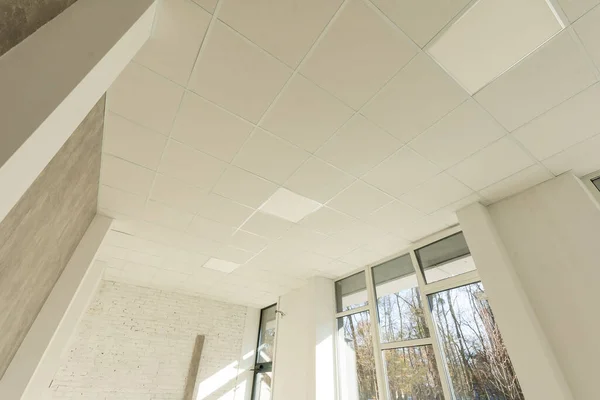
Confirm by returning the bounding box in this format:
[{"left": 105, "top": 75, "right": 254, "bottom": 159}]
[
  {"left": 251, "top": 305, "right": 277, "bottom": 400},
  {"left": 415, "top": 232, "right": 476, "bottom": 284},
  {"left": 429, "top": 283, "right": 524, "bottom": 400},
  {"left": 336, "top": 271, "right": 368, "bottom": 313}
]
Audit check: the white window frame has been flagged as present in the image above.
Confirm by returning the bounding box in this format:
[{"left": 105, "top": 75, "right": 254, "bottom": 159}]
[{"left": 333, "top": 225, "right": 488, "bottom": 400}]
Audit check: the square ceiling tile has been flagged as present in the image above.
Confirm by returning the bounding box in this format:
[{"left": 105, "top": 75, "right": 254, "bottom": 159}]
[
  {"left": 284, "top": 157, "right": 356, "bottom": 203},
  {"left": 170, "top": 92, "right": 254, "bottom": 162},
  {"left": 300, "top": 0, "right": 417, "bottom": 109},
  {"left": 260, "top": 188, "right": 323, "bottom": 222},
  {"left": 212, "top": 166, "right": 278, "bottom": 208},
  {"left": 480, "top": 165, "right": 554, "bottom": 204},
  {"left": 191, "top": 0, "right": 217, "bottom": 13},
  {"left": 427, "top": 0, "right": 563, "bottom": 94},
  {"left": 316, "top": 114, "right": 402, "bottom": 177},
  {"left": 371, "top": 0, "right": 471, "bottom": 47},
  {"left": 150, "top": 174, "right": 208, "bottom": 213},
  {"left": 363, "top": 53, "right": 468, "bottom": 143},
  {"left": 103, "top": 112, "right": 167, "bottom": 171},
  {"left": 339, "top": 247, "right": 385, "bottom": 267},
  {"left": 134, "top": 0, "right": 211, "bottom": 85},
  {"left": 107, "top": 62, "right": 184, "bottom": 134},
  {"left": 448, "top": 137, "right": 536, "bottom": 190},
  {"left": 195, "top": 193, "right": 254, "bottom": 227},
  {"left": 203, "top": 258, "right": 240, "bottom": 273},
  {"left": 392, "top": 214, "right": 451, "bottom": 242},
  {"left": 188, "top": 216, "right": 235, "bottom": 242},
  {"left": 298, "top": 206, "right": 356, "bottom": 235},
  {"left": 260, "top": 74, "right": 354, "bottom": 152},
  {"left": 101, "top": 154, "right": 155, "bottom": 196},
  {"left": 215, "top": 246, "right": 255, "bottom": 264},
  {"left": 557, "top": 0, "right": 599, "bottom": 22},
  {"left": 188, "top": 21, "right": 292, "bottom": 122},
  {"left": 474, "top": 30, "right": 598, "bottom": 132},
  {"left": 228, "top": 230, "right": 270, "bottom": 253},
  {"left": 143, "top": 200, "right": 195, "bottom": 231},
  {"left": 364, "top": 200, "right": 424, "bottom": 232},
  {"left": 158, "top": 140, "right": 226, "bottom": 189},
  {"left": 233, "top": 129, "right": 309, "bottom": 184},
  {"left": 542, "top": 133, "right": 600, "bottom": 176},
  {"left": 363, "top": 235, "right": 411, "bottom": 258},
  {"left": 363, "top": 147, "right": 441, "bottom": 197},
  {"left": 327, "top": 180, "right": 393, "bottom": 219},
  {"left": 409, "top": 100, "right": 506, "bottom": 169},
  {"left": 512, "top": 83, "right": 600, "bottom": 160},
  {"left": 399, "top": 173, "right": 474, "bottom": 214},
  {"left": 329, "top": 220, "right": 385, "bottom": 248},
  {"left": 218, "top": 0, "right": 342, "bottom": 68},
  {"left": 99, "top": 185, "right": 146, "bottom": 219},
  {"left": 574, "top": 5, "right": 600, "bottom": 70},
  {"left": 240, "top": 211, "right": 293, "bottom": 240}
]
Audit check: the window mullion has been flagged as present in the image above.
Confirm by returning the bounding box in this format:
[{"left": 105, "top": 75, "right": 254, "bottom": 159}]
[
  {"left": 365, "top": 264, "right": 388, "bottom": 400},
  {"left": 409, "top": 250, "right": 454, "bottom": 400}
]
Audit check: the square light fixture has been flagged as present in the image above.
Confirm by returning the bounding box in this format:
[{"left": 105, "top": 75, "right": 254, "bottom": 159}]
[
  {"left": 427, "top": 0, "right": 565, "bottom": 94},
  {"left": 203, "top": 258, "right": 241, "bottom": 273},
  {"left": 259, "top": 188, "right": 323, "bottom": 223}
]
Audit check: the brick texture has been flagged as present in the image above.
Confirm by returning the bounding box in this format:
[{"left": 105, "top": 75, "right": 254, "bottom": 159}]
[{"left": 50, "top": 280, "right": 248, "bottom": 400}]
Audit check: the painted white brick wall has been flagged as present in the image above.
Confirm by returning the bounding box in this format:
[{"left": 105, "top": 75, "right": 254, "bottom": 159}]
[{"left": 50, "top": 280, "right": 248, "bottom": 400}]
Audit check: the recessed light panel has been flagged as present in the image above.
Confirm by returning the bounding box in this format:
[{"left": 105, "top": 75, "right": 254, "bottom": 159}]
[
  {"left": 203, "top": 258, "right": 240, "bottom": 273},
  {"left": 427, "top": 0, "right": 564, "bottom": 94},
  {"left": 259, "top": 188, "right": 322, "bottom": 223}
]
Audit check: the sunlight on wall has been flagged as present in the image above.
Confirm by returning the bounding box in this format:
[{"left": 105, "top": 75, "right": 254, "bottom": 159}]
[
  {"left": 195, "top": 361, "right": 240, "bottom": 400},
  {"left": 316, "top": 334, "right": 335, "bottom": 400}
]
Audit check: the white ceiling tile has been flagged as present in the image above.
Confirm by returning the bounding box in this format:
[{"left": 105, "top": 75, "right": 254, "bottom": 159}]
[
  {"left": 191, "top": 0, "right": 217, "bottom": 14},
  {"left": 103, "top": 112, "right": 167, "bottom": 171},
  {"left": 143, "top": 200, "right": 195, "bottom": 230},
  {"left": 364, "top": 200, "right": 424, "bottom": 232},
  {"left": 399, "top": 173, "right": 474, "bottom": 214},
  {"left": 427, "top": 0, "right": 562, "bottom": 94},
  {"left": 98, "top": 185, "right": 146, "bottom": 219},
  {"left": 362, "top": 235, "right": 411, "bottom": 258},
  {"left": 126, "top": 250, "right": 163, "bottom": 268},
  {"left": 150, "top": 174, "right": 208, "bottom": 213},
  {"left": 448, "top": 137, "right": 536, "bottom": 190},
  {"left": 188, "top": 21, "right": 292, "bottom": 123},
  {"left": 240, "top": 212, "right": 293, "bottom": 240},
  {"left": 512, "top": 83, "right": 600, "bottom": 160},
  {"left": 170, "top": 92, "right": 254, "bottom": 162},
  {"left": 371, "top": 0, "right": 471, "bottom": 47},
  {"left": 300, "top": 0, "right": 417, "bottom": 109},
  {"left": 312, "top": 236, "right": 357, "bottom": 259},
  {"left": 260, "top": 74, "right": 354, "bottom": 152},
  {"left": 327, "top": 180, "right": 394, "bottom": 219},
  {"left": 195, "top": 193, "right": 255, "bottom": 227},
  {"left": 284, "top": 157, "right": 356, "bottom": 203},
  {"left": 392, "top": 214, "right": 451, "bottom": 242},
  {"left": 188, "top": 216, "right": 235, "bottom": 242},
  {"left": 480, "top": 165, "right": 554, "bottom": 204},
  {"left": 542, "top": 133, "right": 600, "bottom": 176},
  {"left": 215, "top": 246, "right": 255, "bottom": 264},
  {"left": 362, "top": 53, "right": 469, "bottom": 143},
  {"left": 363, "top": 147, "right": 442, "bottom": 197},
  {"left": 298, "top": 206, "right": 356, "bottom": 235},
  {"left": 218, "top": 0, "right": 342, "bottom": 68},
  {"left": 557, "top": 0, "right": 600, "bottom": 22},
  {"left": 409, "top": 99, "right": 506, "bottom": 169},
  {"left": 101, "top": 154, "right": 155, "bottom": 196},
  {"left": 134, "top": 0, "right": 211, "bottom": 85},
  {"left": 260, "top": 188, "right": 323, "bottom": 222},
  {"left": 339, "top": 247, "right": 385, "bottom": 267},
  {"left": 212, "top": 166, "right": 278, "bottom": 208},
  {"left": 203, "top": 258, "right": 240, "bottom": 273},
  {"left": 233, "top": 129, "right": 309, "bottom": 184},
  {"left": 228, "top": 230, "right": 270, "bottom": 253},
  {"left": 474, "top": 30, "right": 598, "bottom": 132},
  {"left": 574, "top": 5, "right": 600, "bottom": 71},
  {"left": 107, "top": 62, "right": 184, "bottom": 135},
  {"left": 316, "top": 114, "right": 402, "bottom": 176},
  {"left": 158, "top": 140, "right": 226, "bottom": 189}
]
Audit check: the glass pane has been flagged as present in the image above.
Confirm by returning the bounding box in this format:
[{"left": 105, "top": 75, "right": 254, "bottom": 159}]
[
  {"left": 335, "top": 272, "right": 368, "bottom": 313},
  {"left": 252, "top": 371, "right": 273, "bottom": 400},
  {"left": 382, "top": 346, "right": 444, "bottom": 400},
  {"left": 415, "top": 232, "right": 476, "bottom": 284},
  {"left": 429, "top": 282, "right": 524, "bottom": 400},
  {"left": 373, "top": 255, "right": 429, "bottom": 342},
  {"left": 257, "top": 305, "right": 277, "bottom": 363},
  {"left": 337, "top": 312, "right": 379, "bottom": 400}
]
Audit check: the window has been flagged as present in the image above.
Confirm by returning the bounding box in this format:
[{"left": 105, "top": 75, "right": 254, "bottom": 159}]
[
  {"left": 335, "top": 228, "right": 524, "bottom": 400},
  {"left": 251, "top": 305, "right": 277, "bottom": 400}
]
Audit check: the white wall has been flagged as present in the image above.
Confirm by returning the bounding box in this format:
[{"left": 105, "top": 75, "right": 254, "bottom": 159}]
[
  {"left": 50, "top": 281, "right": 251, "bottom": 400},
  {"left": 272, "top": 277, "right": 336, "bottom": 400}
]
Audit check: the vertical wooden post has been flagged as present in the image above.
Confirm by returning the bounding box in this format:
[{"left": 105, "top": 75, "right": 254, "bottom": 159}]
[{"left": 184, "top": 335, "right": 205, "bottom": 400}]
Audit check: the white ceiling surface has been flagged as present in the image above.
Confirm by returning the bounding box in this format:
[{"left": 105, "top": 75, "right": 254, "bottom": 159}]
[{"left": 97, "top": 0, "right": 600, "bottom": 307}]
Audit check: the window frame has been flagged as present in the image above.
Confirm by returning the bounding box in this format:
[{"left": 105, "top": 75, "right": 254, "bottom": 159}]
[{"left": 334, "top": 225, "right": 487, "bottom": 400}]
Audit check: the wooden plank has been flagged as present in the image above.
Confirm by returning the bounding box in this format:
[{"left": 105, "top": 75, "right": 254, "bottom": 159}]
[{"left": 184, "top": 335, "right": 205, "bottom": 400}]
